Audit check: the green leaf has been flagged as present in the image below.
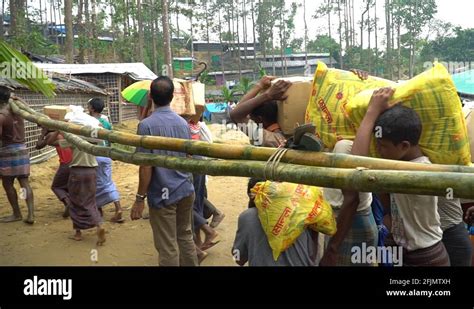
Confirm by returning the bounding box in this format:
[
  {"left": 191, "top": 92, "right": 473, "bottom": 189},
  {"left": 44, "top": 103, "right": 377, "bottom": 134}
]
[{"left": 0, "top": 40, "right": 56, "bottom": 98}]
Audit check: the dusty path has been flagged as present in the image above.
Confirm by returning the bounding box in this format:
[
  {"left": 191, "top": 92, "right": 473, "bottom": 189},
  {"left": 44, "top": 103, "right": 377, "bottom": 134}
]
[{"left": 0, "top": 120, "right": 251, "bottom": 266}]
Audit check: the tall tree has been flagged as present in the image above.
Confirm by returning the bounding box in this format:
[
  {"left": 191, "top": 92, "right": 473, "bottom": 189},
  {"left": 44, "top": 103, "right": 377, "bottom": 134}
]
[
  {"left": 236, "top": 0, "right": 242, "bottom": 79},
  {"left": 385, "top": 0, "right": 393, "bottom": 79},
  {"left": 337, "top": 0, "right": 343, "bottom": 69},
  {"left": 64, "top": 0, "right": 74, "bottom": 63},
  {"left": 77, "top": 0, "right": 85, "bottom": 63},
  {"left": 137, "top": 0, "right": 145, "bottom": 62},
  {"left": 90, "top": 0, "right": 98, "bottom": 62},
  {"left": 251, "top": 0, "right": 257, "bottom": 79},
  {"left": 0, "top": 0, "right": 5, "bottom": 39},
  {"left": 162, "top": 0, "right": 173, "bottom": 78}
]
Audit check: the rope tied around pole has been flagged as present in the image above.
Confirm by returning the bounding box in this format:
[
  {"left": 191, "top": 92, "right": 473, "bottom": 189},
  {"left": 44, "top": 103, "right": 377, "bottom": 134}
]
[{"left": 263, "top": 147, "right": 288, "bottom": 180}]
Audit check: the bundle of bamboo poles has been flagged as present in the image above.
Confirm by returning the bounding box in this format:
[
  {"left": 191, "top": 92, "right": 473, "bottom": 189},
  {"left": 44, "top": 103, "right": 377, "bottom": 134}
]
[
  {"left": 10, "top": 98, "right": 474, "bottom": 174},
  {"left": 9, "top": 98, "right": 474, "bottom": 199}
]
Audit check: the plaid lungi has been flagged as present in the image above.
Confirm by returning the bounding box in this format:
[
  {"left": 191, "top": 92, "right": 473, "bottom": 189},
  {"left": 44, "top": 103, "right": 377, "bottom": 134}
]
[
  {"left": 326, "top": 207, "right": 379, "bottom": 266},
  {"left": 0, "top": 143, "right": 30, "bottom": 177}
]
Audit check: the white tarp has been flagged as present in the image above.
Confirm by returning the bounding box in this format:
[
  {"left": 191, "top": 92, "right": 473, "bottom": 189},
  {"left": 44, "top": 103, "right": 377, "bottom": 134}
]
[{"left": 34, "top": 63, "right": 157, "bottom": 81}]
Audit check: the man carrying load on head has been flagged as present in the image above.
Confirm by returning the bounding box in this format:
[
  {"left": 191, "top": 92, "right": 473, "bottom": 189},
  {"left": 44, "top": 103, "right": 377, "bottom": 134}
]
[{"left": 230, "top": 76, "right": 291, "bottom": 148}]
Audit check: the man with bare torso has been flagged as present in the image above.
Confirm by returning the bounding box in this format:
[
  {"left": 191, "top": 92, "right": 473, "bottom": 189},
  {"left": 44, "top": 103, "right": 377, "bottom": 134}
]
[{"left": 0, "top": 86, "right": 34, "bottom": 224}]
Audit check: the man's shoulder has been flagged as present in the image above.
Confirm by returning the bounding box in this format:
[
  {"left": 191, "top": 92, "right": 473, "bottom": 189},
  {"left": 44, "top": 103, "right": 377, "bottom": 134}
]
[{"left": 238, "top": 207, "right": 259, "bottom": 223}]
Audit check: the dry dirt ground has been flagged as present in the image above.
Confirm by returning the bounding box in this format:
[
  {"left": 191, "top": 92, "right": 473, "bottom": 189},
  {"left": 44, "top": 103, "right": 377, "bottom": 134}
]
[{"left": 0, "top": 121, "right": 250, "bottom": 266}]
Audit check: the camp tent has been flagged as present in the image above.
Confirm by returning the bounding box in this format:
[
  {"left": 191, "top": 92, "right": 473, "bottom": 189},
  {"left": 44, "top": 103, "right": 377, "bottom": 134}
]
[
  {"left": 204, "top": 103, "right": 231, "bottom": 124},
  {"left": 452, "top": 70, "right": 474, "bottom": 97}
]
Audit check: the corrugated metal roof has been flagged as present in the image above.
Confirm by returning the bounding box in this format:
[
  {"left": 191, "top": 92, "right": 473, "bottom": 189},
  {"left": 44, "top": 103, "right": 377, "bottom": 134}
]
[
  {"left": 34, "top": 63, "right": 157, "bottom": 81},
  {"left": 208, "top": 70, "right": 254, "bottom": 76},
  {"left": 0, "top": 75, "right": 108, "bottom": 95}
]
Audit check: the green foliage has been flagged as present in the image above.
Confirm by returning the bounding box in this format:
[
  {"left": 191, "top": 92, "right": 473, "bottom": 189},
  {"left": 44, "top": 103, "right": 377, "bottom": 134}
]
[
  {"left": 221, "top": 86, "right": 235, "bottom": 103},
  {"left": 420, "top": 28, "right": 474, "bottom": 63},
  {"left": 199, "top": 70, "right": 216, "bottom": 85},
  {"left": 307, "top": 35, "right": 340, "bottom": 61},
  {"left": 234, "top": 77, "right": 253, "bottom": 94},
  {"left": 0, "top": 40, "right": 56, "bottom": 98}
]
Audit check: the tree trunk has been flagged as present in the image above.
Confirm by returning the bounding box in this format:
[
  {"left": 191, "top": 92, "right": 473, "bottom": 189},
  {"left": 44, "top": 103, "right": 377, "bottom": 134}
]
[
  {"left": 279, "top": 2, "right": 284, "bottom": 76},
  {"left": 385, "top": 0, "right": 392, "bottom": 79},
  {"left": 9, "top": 0, "right": 18, "bottom": 40},
  {"left": 236, "top": 2, "right": 242, "bottom": 80},
  {"left": 374, "top": 0, "right": 378, "bottom": 75},
  {"left": 137, "top": 0, "right": 145, "bottom": 62},
  {"left": 91, "top": 0, "right": 98, "bottom": 62},
  {"left": 64, "top": 0, "right": 74, "bottom": 63},
  {"left": 251, "top": 0, "right": 257, "bottom": 80},
  {"left": 351, "top": 0, "right": 355, "bottom": 46},
  {"left": 304, "top": 0, "right": 308, "bottom": 71},
  {"left": 397, "top": 10, "right": 401, "bottom": 80},
  {"left": 343, "top": 0, "right": 349, "bottom": 49},
  {"left": 77, "top": 0, "right": 85, "bottom": 63},
  {"left": 84, "top": 0, "right": 90, "bottom": 62},
  {"left": 367, "top": 0, "right": 371, "bottom": 73},
  {"left": 57, "top": 0, "right": 62, "bottom": 39},
  {"left": 235, "top": 3, "right": 242, "bottom": 80},
  {"left": 190, "top": 3, "right": 194, "bottom": 76},
  {"left": 327, "top": 0, "right": 332, "bottom": 68},
  {"left": 218, "top": 7, "right": 226, "bottom": 83},
  {"left": 242, "top": 0, "right": 248, "bottom": 72},
  {"left": 38, "top": 0, "right": 42, "bottom": 26},
  {"left": 124, "top": 0, "right": 129, "bottom": 37},
  {"left": 52, "top": 0, "right": 58, "bottom": 45},
  {"left": 337, "top": 0, "right": 343, "bottom": 69},
  {"left": 0, "top": 0, "right": 5, "bottom": 39},
  {"left": 162, "top": 0, "right": 173, "bottom": 78},
  {"left": 151, "top": 0, "right": 158, "bottom": 73},
  {"left": 205, "top": 0, "right": 211, "bottom": 65},
  {"left": 175, "top": 0, "right": 179, "bottom": 41}
]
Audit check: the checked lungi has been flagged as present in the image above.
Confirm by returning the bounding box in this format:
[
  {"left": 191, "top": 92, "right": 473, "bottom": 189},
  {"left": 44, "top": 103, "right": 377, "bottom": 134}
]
[{"left": 0, "top": 143, "right": 30, "bottom": 178}]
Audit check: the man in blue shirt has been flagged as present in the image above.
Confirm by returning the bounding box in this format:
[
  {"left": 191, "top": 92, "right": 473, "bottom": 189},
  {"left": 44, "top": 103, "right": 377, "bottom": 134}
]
[{"left": 131, "top": 76, "right": 197, "bottom": 266}]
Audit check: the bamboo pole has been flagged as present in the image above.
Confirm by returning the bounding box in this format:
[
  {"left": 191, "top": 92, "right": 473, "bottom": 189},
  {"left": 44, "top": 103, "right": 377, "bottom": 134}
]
[
  {"left": 10, "top": 98, "right": 474, "bottom": 174},
  {"left": 61, "top": 131, "right": 474, "bottom": 199}
]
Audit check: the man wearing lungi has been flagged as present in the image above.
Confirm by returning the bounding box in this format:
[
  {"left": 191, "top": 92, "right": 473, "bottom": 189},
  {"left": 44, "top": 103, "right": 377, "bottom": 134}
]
[
  {"left": 87, "top": 98, "right": 124, "bottom": 223},
  {"left": 0, "top": 86, "right": 35, "bottom": 224},
  {"left": 58, "top": 138, "right": 106, "bottom": 245},
  {"left": 36, "top": 127, "right": 73, "bottom": 218}
]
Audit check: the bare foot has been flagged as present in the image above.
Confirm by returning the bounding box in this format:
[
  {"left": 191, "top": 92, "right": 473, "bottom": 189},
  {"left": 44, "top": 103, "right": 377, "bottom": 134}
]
[
  {"left": 69, "top": 231, "right": 82, "bottom": 241},
  {"left": 23, "top": 216, "right": 35, "bottom": 225},
  {"left": 96, "top": 228, "right": 106, "bottom": 246},
  {"left": 210, "top": 213, "right": 226, "bottom": 229},
  {"left": 0, "top": 214, "right": 23, "bottom": 223},
  {"left": 110, "top": 211, "right": 124, "bottom": 223}
]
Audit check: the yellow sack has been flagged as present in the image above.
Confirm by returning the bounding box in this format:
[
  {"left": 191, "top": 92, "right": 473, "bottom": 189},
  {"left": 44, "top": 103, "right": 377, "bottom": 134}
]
[
  {"left": 305, "top": 61, "right": 394, "bottom": 149},
  {"left": 252, "top": 181, "right": 337, "bottom": 261},
  {"left": 346, "top": 63, "right": 471, "bottom": 165}
]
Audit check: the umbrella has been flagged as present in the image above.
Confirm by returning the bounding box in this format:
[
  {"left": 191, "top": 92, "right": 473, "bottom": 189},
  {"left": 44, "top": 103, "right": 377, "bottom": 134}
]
[{"left": 121, "top": 80, "right": 152, "bottom": 107}]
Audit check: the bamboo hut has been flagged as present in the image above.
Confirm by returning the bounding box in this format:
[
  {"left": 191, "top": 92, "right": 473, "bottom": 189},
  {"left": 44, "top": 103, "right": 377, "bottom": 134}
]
[
  {"left": 0, "top": 76, "right": 107, "bottom": 163},
  {"left": 34, "top": 63, "right": 157, "bottom": 124}
]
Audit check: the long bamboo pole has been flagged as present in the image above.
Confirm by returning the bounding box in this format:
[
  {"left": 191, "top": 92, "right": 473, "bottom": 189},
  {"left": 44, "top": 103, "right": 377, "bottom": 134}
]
[
  {"left": 10, "top": 98, "right": 474, "bottom": 174},
  {"left": 61, "top": 131, "right": 474, "bottom": 199}
]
